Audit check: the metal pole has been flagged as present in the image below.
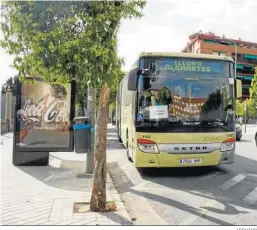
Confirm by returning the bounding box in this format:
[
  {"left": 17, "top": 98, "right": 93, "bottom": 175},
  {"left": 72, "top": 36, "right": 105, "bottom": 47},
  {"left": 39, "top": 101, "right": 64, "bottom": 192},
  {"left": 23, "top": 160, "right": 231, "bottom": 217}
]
[
  {"left": 244, "top": 100, "right": 247, "bottom": 133},
  {"left": 227, "top": 40, "right": 237, "bottom": 79},
  {"left": 86, "top": 87, "right": 95, "bottom": 173},
  {"left": 234, "top": 43, "right": 237, "bottom": 79}
]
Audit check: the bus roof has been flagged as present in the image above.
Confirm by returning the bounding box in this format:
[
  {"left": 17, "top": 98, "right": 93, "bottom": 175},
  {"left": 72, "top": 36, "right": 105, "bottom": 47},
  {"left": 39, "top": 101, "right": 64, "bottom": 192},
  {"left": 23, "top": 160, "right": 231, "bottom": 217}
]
[{"left": 138, "top": 52, "right": 234, "bottom": 62}]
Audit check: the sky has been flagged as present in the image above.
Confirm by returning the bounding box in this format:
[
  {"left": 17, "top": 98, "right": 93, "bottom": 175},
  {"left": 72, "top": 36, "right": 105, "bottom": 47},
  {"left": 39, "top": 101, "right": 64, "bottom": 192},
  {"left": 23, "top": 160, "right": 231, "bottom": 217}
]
[{"left": 1, "top": 0, "right": 257, "bottom": 86}]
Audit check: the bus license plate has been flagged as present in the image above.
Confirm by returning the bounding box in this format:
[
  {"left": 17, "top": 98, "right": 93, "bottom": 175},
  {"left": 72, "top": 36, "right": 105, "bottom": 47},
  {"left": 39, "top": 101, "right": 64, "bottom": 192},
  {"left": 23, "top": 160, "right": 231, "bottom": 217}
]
[{"left": 180, "top": 158, "right": 202, "bottom": 164}]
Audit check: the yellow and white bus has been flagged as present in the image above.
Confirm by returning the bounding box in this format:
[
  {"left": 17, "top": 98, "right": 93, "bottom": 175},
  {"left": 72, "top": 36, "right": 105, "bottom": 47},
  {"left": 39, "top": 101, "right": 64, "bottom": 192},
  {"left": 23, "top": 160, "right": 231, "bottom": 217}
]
[{"left": 116, "top": 52, "right": 242, "bottom": 168}]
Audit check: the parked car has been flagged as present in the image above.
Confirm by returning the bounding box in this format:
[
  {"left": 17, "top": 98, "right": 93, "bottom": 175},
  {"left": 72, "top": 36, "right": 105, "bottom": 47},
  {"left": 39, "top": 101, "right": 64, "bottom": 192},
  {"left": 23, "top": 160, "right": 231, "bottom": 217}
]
[
  {"left": 255, "top": 126, "right": 257, "bottom": 147},
  {"left": 236, "top": 123, "right": 242, "bottom": 141}
]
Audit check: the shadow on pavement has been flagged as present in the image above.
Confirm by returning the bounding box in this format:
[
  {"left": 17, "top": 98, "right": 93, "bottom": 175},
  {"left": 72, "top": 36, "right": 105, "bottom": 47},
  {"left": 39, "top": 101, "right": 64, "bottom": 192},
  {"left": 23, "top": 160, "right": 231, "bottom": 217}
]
[
  {"left": 108, "top": 133, "right": 119, "bottom": 138},
  {"left": 107, "top": 126, "right": 257, "bottom": 225},
  {"left": 107, "top": 128, "right": 117, "bottom": 134},
  {"left": 14, "top": 126, "right": 123, "bottom": 191},
  {"left": 99, "top": 212, "right": 133, "bottom": 225},
  {"left": 16, "top": 165, "right": 93, "bottom": 192},
  {"left": 107, "top": 141, "right": 124, "bottom": 150},
  {"left": 106, "top": 126, "right": 124, "bottom": 150},
  {"left": 199, "top": 204, "right": 248, "bottom": 215},
  {"left": 138, "top": 165, "right": 227, "bottom": 178},
  {"left": 237, "top": 139, "right": 253, "bottom": 143},
  {"left": 108, "top": 161, "right": 235, "bottom": 226},
  {"left": 10, "top": 125, "right": 122, "bottom": 192},
  {"left": 137, "top": 154, "right": 257, "bottom": 216}
]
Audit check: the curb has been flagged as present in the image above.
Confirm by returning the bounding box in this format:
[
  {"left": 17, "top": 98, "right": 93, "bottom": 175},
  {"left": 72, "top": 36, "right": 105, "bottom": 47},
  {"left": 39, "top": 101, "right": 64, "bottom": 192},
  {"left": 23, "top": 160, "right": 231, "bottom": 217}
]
[
  {"left": 49, "top": 153, "right": 86, "bottom": 172},
  {"left": 107, "top": 161, "right": 169, "bottom": 225},
  {"left": 106, "top": 173, "right": 134, "bottom": 225}
]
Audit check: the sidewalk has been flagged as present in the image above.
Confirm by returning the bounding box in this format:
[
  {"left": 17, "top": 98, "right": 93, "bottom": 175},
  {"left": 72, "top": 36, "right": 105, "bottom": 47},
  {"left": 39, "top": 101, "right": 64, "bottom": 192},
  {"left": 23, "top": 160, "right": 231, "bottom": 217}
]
[
  {"left": 0, "top": 130, "right": 132, "bottom": 225},
  {"left": 241, "top": 124, "right": 256, "bottom": 136}
]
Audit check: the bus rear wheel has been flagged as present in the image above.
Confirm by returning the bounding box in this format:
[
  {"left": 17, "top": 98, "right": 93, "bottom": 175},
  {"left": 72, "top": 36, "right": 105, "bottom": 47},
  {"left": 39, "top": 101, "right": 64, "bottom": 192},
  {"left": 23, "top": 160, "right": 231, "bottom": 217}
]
[
  {"left": 126, "top": 133, "right": 133, "bottom": 162},
  {"left": 117, "top": 123, "right": 122, "bottom": 143}
]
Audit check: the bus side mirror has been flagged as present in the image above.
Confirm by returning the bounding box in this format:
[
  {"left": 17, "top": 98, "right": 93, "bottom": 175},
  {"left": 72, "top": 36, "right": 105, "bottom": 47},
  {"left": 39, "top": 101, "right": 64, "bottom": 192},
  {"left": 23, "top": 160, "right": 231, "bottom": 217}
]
[
  {"left": 128, "top": 68, "right": 140, "bottom": 91},
  {"left": 128, "top": 68, "right": 150, "bottom": 91},
  {"left": 236, "top": 79, "right": 242, "bottom": 99}
]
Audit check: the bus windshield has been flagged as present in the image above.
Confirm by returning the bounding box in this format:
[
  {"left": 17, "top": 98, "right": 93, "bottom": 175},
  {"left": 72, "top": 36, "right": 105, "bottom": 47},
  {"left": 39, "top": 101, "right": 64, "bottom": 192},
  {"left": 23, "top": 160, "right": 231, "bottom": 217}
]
[{"left": 136, "top": 57, "right": 235, "bottom": 133}]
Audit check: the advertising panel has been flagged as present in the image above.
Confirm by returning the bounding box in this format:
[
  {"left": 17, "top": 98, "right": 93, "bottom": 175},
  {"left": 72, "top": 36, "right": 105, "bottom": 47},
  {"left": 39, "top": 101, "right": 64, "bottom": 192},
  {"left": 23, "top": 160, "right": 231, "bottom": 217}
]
[{"left": 13, "top": 78, "right": 75, "bottom": 152}]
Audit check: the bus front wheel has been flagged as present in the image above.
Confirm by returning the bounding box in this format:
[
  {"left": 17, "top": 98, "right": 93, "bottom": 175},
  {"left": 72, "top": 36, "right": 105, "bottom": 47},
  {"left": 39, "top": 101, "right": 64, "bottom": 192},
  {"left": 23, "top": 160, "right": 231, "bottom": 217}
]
[{"left": 126, "top": 133, "right": 133, "bottom": 162}]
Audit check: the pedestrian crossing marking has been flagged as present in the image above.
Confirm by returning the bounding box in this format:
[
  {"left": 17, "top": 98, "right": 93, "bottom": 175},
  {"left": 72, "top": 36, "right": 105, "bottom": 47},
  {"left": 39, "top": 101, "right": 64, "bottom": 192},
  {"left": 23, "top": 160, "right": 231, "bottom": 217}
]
[
  {"left": 200, "top": 171, "right": 223, "bottom": 180},
  {"left": 243, "top": 187, "right": 257, "bottom": 206},
  {"left": 219, "top": 174, "right": 246, "bottom": 191},
  {"left": 248, "top": 174, "right": 257, "bottom": 178}
]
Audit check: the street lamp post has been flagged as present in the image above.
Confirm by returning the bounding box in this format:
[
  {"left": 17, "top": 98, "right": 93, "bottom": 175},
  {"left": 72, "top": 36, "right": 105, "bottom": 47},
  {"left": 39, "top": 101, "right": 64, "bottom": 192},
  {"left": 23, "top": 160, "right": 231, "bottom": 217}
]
[{"left": 227, "top": 40, "right": 237, "bottom": 80}]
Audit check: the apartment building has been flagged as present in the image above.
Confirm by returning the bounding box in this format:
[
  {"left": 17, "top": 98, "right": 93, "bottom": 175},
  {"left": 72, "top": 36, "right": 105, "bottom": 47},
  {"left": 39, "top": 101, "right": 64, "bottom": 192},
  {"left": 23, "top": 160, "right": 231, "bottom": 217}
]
[{"left": 182, "top": 31, "right": 257, "bottom": 99}]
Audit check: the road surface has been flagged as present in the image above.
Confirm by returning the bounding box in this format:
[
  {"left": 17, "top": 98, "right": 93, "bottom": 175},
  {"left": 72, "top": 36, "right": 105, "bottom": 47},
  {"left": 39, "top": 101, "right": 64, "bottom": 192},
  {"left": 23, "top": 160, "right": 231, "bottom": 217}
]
[{"left": 107, "top": 124, "right": 257, "bottom": 225}]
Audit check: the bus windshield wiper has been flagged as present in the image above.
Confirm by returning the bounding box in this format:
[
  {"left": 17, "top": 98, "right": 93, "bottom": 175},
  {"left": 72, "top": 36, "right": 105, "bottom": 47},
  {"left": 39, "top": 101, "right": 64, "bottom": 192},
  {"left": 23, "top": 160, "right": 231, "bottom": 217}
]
[
  {"left": 182, "top": 120, "right": 201, "bottom": 125},
  {"left": 136, "top": 118, "right": 177, "bottom": 126},
  {"left": 202, "top": 120, "right": 231, "bottom": 132}
]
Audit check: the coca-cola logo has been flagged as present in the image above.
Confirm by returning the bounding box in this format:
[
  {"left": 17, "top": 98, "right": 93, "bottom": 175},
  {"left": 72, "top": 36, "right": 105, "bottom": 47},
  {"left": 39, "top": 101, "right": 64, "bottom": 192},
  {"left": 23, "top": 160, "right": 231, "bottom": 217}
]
[{"left": 17, "top": 99, "right": 69, "bottom": 123}]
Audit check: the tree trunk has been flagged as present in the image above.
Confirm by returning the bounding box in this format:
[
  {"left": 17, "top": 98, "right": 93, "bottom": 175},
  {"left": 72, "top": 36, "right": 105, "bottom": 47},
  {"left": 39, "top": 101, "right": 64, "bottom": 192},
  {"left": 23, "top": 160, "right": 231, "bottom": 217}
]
[{"left": 90, "top": 84, "right": 110, "bottom": 212}]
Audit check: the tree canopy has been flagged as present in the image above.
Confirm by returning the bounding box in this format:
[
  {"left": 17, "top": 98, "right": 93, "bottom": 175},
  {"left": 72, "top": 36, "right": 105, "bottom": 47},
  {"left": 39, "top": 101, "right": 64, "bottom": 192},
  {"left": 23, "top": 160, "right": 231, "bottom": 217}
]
[
  {"left": 1, "top": 75, "right": 18, "bottom": 95},
  {"left": 1, "top": 0, "right": 145, "bottom": 90},
  {"left": 1, "top": 0, "right": 146, "bottom": 212},
  {"left": 236, "top": 99, "right": 244, "bottom": 116}
]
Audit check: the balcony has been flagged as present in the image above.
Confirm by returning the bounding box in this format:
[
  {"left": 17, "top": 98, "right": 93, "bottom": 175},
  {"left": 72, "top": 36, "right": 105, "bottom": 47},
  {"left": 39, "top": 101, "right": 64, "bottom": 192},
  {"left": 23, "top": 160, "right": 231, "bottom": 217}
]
[
  {"left": 242, "top": 88, "right": 250, "bottom": 97},
  {"left": 236, "top": 57, "right": 257, "bottom": 65},
  {"left": 242, "top": 84, "right": 251, "bottom": 89},
  {"left": 236, "top": 74, "right": 254, "bottom": 81},
  {"left": 236, "top": 67, "right": 255, "bottom": 75}
]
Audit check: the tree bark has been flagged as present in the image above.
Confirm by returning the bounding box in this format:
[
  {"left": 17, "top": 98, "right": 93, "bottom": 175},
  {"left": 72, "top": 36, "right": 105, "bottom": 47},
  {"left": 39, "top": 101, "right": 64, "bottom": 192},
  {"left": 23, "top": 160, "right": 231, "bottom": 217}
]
[{"left": 90, "top": 84, "right": 110, "bottom": 212}]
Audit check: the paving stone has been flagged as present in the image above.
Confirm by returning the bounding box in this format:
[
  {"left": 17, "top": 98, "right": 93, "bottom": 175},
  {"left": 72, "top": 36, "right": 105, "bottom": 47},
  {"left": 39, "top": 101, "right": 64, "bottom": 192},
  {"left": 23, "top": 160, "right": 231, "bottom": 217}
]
[
  {"left": 1, "top": 217, "right": 23, "bottom": 225},
  {"left": 1, "top": 132, "right": 130, "bottom": 226},
  {"left": 20, "top": 214, "right": 50, "bottom": 225},
  {"left": 26, "top": 218, "right": 50, "bottom": 225}
]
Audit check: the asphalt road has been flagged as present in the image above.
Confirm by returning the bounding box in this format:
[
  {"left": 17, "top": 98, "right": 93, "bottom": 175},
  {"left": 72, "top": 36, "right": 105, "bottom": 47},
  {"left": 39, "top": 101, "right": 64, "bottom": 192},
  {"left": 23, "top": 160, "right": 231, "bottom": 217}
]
[{"left": 107, "top": 125, "right": 257, "bottom": 225}]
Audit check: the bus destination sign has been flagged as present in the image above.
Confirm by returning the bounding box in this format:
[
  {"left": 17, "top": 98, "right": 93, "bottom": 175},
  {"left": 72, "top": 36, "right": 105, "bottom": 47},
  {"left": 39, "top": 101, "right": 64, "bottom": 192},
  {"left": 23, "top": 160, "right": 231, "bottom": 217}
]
[{"left": 160, "top": 59, "right": 222, "bottom": 73}]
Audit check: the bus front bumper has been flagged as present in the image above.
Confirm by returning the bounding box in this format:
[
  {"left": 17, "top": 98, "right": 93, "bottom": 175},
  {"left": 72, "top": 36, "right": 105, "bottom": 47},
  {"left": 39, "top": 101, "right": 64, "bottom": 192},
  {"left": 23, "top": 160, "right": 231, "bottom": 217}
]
[{"left": 135, "top": 149, "right": 235, "bottom": 168}]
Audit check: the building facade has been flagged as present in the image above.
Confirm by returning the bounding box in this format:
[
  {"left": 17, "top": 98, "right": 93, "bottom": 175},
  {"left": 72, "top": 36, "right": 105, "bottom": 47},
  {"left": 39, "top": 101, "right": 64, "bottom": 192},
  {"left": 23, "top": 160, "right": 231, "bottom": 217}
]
[{"left": 182, "top": 32, "right": 257, "bottom": 99}]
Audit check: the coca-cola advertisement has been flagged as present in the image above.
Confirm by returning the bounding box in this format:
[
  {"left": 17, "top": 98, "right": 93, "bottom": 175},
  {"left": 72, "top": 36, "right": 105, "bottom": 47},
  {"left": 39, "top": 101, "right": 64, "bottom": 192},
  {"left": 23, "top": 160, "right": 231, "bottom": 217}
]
[{"left": 14, "top": 79, "right": 74, "bottom": 151}]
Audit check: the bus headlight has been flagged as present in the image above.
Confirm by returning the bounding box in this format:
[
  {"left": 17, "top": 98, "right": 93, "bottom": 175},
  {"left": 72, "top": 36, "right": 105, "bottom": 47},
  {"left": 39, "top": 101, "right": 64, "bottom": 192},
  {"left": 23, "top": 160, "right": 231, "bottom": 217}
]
[
  {"left": 220, "top": 137, "right": 235, "bottom": 152},
  {"left": 137, "top": 138, "right": 159, "bottom": 153}
]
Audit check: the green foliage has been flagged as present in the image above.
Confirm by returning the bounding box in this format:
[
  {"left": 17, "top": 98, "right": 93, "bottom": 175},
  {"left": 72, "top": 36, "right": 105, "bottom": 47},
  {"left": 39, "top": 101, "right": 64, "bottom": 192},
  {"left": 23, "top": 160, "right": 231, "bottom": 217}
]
[
  {"left": 246, "top": 99, "right": 257, "bottom": 117},
  {"left": 250, "top": 67, "right": 257, "bottom": 112},
  {"left": 236, "top": 99, "right": 257, "bottom": 117},
  {"left": 108, "top": 68, "right": 125, "bottom": 105},
  {"left": 236, "top": 67, "right": 257, "bottom": 117},
  {"left": 1, "top": 0, "right": 146, "bottom": 102},
  {"left": 236, "top": 100, "right": 244, "bottom": 116},
  {"left": 1, "top": 75, "right": 18, "bottom": 96}
]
